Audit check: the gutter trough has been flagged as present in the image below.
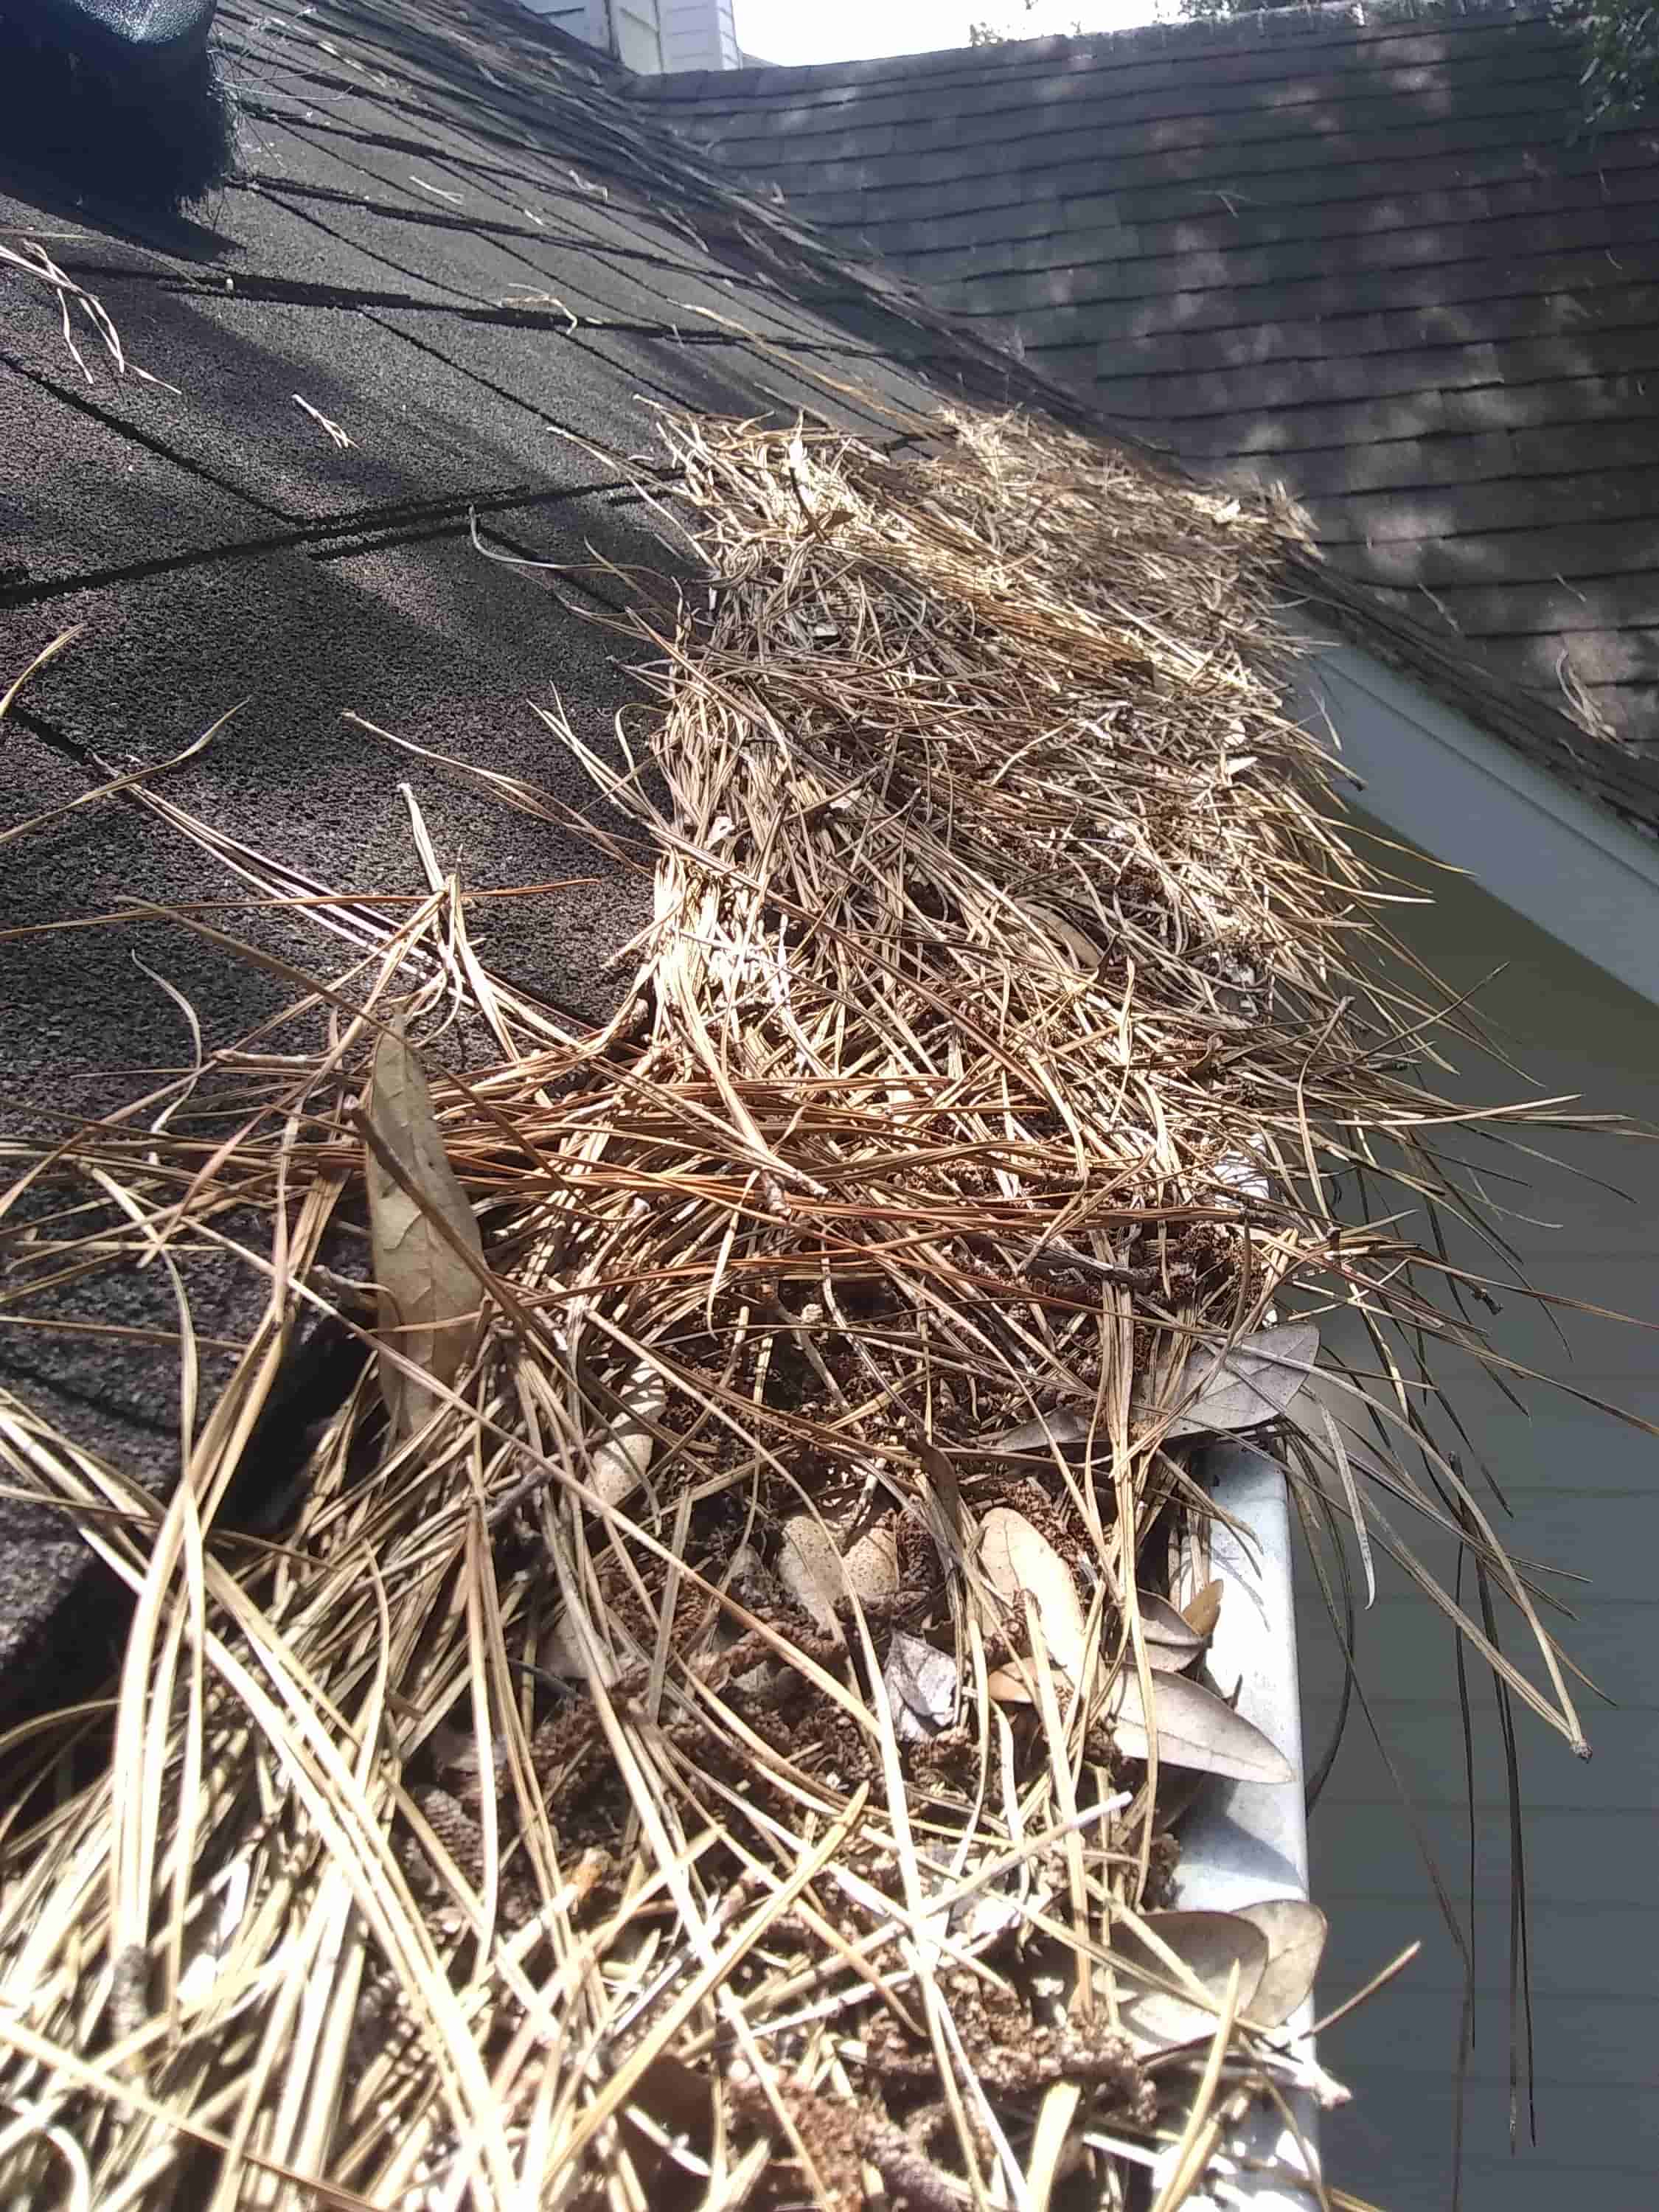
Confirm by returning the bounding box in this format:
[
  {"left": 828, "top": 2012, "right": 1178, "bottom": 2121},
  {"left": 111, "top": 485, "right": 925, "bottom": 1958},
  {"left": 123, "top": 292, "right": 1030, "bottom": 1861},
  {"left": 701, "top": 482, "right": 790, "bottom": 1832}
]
[{"left": 1169, "top": 1439, "right": 1323, "bottom": 2209}]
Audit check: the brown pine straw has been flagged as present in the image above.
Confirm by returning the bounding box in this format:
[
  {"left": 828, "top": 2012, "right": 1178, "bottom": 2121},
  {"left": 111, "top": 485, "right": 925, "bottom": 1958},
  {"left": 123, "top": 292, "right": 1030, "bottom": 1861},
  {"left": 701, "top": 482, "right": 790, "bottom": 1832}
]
[{"left": 0, "top": 408, "right": 1615, "bottom": 2211}]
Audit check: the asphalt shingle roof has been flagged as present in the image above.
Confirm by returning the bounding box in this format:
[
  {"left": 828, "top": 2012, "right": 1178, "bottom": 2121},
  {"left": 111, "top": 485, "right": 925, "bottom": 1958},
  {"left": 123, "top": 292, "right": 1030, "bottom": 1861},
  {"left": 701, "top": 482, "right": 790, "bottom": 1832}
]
[
  {"left": 0, "top": 0, "right": 1095, "bottom": 1712},
  {"left": 640, "top": 0, "right": 1659, "bottom": 758},
  {"left": 5, "top": 0, "right": 1659, "bottom": 1713}
]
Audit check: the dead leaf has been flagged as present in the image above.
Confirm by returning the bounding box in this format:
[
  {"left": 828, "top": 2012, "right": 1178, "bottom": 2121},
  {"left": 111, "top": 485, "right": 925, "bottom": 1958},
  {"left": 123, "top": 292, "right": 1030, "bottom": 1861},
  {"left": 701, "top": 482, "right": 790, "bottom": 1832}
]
[
  {"left": 1113, "top": 1910, "right": 1269, "bottom": 2051},
  {"left": 1181, "top": 1580, "right": 1223, "bottom": 1639},
  {"left": 1145, "top": 1319, "right": 1320, "bottom": 1438},
  {"left": 779, "top": 1516, "right": 842, "bottom": 1630},
  {"left": 845, "top": 1520, "right": 900, "bottom": 1606},
  {"left": 779, "top": 1514, "right": 900, "bottom": 1635},
  {"left": 591, "top": 1364, "right": 667, "bottom": 1508},
  {"left": 1135, "top": 1591, "right": 1206, "bottom": 1670},
  {"left": 1235, "top": 1898, "right": 1328, "bottom": 2026},
  {"left": 365, "top": 1021, "right": 484, "bottom": 1441},
  {"left": 884, "top": 1632, "right": 957, "bottom": 1742},
  {"left": 981, "top": 1405, "right": 1093, "bottom": 1459},
  {"left": 979, "top": 1507, "right": 1086, "bottom": 1680},
  {"left": 1107, "top": 1667, "right": 1294, "bottom": 1786},
  {"left": 1019, "top": 900, "right": 1103, "bottom": 973}
]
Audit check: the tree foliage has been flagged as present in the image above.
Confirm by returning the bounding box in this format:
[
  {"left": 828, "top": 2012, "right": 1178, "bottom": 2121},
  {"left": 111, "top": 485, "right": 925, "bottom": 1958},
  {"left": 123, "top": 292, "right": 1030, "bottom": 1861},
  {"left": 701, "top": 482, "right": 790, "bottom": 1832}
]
[
  {"left": 1557, "top": 0, "right": 1659, "bottom": 124},
  {"left": 967, "top": 0, "right": 1084, "bottom": 44},
  {"left": 1172, "top": 1, "right": 1659, "bottom": 127}
]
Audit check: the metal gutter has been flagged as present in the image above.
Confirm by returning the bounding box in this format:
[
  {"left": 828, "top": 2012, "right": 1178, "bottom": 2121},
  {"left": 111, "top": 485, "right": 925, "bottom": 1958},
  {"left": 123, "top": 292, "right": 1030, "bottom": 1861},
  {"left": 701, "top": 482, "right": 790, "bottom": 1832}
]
[{"left": 1164, "top": 1438, "right": 1323, "bottom": 2209}]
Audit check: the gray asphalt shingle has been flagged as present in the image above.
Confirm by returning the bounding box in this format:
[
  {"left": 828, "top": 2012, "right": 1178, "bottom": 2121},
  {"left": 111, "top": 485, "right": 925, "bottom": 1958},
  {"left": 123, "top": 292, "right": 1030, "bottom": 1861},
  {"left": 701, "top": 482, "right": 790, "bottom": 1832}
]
[
  {"left": 641, "top": 0, "right": 1659, "bottom": 754},
  {"left": 0, "top": 0, "right": 1068, "bottom": 1717}
]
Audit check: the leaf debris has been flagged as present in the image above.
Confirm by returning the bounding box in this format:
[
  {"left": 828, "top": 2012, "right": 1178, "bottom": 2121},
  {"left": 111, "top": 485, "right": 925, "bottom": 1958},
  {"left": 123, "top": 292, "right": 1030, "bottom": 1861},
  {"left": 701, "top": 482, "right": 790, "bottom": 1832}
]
[{"left": 0, "top": 406, "right": 1604, "bottom": 2211}]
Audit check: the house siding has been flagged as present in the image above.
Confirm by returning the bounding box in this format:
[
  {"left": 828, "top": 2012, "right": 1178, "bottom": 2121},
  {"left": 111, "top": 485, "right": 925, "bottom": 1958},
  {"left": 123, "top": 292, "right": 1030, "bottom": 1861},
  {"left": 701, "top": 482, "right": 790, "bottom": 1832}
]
[
  {"left": 1301, "top": 848, "right": 1659, "bottom": 2206},
  {"left": 661, "top": 0, "right": 741, "bottom": 73},
  {"left": 519, "top": 0, "right": 737, "bottom": 71},
  {"left": 516, "top": 0, "right": 608, "bottom": 51}
]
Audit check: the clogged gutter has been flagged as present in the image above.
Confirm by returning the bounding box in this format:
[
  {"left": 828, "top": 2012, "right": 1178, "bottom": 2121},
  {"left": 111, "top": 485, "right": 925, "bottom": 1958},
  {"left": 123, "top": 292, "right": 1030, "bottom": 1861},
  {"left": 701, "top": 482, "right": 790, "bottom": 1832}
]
[{"left": 0, "top": 410, "right": 1593, "bottom": 2211}]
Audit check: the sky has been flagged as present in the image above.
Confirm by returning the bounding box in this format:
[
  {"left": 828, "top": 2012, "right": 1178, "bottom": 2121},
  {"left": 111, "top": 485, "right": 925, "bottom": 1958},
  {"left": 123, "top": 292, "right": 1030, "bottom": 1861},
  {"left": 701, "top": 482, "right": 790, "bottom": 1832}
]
[{"left": 732, "top": 1, "right": 1165, "bottom": 69}]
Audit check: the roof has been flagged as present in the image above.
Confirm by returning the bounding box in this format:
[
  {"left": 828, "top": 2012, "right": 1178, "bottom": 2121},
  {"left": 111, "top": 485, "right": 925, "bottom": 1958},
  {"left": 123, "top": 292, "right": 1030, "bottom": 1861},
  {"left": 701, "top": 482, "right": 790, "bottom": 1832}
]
[
  {"left": 0, "top": 0, "right": 1102, "bottom": 1705},
  {"left": 639, "top": 0, "right": 1659, "bottom": 766},
  {"left": 0, "top": 12, "right": 1640, "bottom": 2199},
  {"left": 2, "top": 0, "right": 1658, "bottom": 1702}
]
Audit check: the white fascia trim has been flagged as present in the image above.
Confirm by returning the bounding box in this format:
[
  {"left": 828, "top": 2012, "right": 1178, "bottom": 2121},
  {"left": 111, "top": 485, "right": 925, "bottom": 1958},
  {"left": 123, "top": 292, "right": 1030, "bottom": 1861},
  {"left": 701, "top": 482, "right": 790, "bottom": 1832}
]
[{"left": 1290, "top": 627, "right": 1659, "bottom": 1008}]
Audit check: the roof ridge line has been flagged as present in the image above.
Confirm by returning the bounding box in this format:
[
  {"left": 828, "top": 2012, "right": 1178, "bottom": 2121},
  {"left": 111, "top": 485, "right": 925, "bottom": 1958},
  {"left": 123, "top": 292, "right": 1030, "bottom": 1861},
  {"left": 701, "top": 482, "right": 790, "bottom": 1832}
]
[{"left": 633, "top": 0, "right": 1556, "bottom": 100}]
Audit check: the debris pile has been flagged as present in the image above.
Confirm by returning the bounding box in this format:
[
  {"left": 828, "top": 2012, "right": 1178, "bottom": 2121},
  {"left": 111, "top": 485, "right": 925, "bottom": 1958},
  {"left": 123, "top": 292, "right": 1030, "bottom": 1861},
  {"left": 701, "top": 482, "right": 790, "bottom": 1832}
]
[{"left": 0, "top": 412, "right": 1587, "bottom": 2208}]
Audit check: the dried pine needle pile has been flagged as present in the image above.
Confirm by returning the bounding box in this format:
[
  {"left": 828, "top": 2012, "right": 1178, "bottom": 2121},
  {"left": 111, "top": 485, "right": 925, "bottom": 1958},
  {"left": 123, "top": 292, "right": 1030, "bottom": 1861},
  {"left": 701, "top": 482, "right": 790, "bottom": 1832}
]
[{"left": 0, "top": 411, "right": 1593, "bottom": 2211}]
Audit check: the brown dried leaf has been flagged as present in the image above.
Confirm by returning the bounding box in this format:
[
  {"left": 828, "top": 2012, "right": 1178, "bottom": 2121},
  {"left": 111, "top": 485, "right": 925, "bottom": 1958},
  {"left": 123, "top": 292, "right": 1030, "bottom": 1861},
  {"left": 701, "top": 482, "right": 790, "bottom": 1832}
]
[
  {"left": 1235, "top": 1898, "right": 1328, "bottom": 2027},
  {"left": 1150, "top": 1320, "right": 1320, "bottom": 1438},
  {"left": 1107, "top": 1667, "right": 1294, "bottom": 1786},
  {"left": 884, "top": 1632, "right": 957, "bottom": 1741},
  {"left": 1113, "top": 1910, "right": 1270, "bottom": 2052},
  {"left": 981, "top": 1405, "right": 1093, "bottom": 1460},
  {"left": 1136, "top": 1591, "right": 1207, "bottom": 1670},
  {"left": 1181, "top": 1580, "right": 1224, "bottom": 1639},
  {"left": 366, "top": 1022, "right": 484, "bottom": 1442},
  {"left": 591, "top": 1365, "right": 667, "bottom": 1508},
  {"left": 979, "top": 1506, "right": 1086, "bottom": 1680},
  {"left": 779, "top": 1514, "right": 900, "bottom": 1636}
]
